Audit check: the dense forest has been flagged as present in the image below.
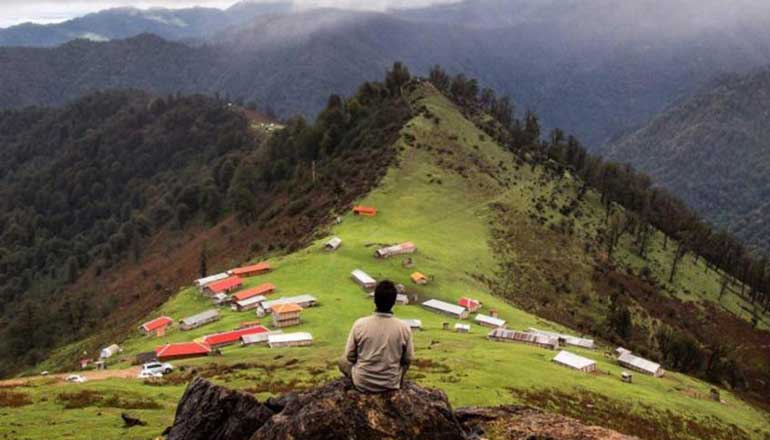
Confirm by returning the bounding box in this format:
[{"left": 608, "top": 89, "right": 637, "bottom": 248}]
[{"left": 0, "top": 72, "right": 412, "bottom": 375}]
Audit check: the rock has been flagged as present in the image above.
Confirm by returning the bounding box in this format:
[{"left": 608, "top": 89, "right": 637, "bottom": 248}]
[
  {"left": 121, "top": 412, "right": 146, "bottom": 428},
  {"left": 251, "top": 379, "right": 466, "bottom": 440},
  {"left": 166, "top": 377, "right": 275, "bottom": 440},
  {"left": 456, "top": 405, "right": 638, "bottom": 440}
]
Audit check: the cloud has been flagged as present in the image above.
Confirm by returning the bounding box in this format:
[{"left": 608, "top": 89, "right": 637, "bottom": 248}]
[{"left": 0, "top": 0, "right": 454, "bottom": 28}]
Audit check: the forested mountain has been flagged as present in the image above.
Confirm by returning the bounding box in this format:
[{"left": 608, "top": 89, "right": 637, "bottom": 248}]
[
  {"left": 0, "top": 83, "right": 408, "bottom": 374},
  {"left": 0, "top": 1, "right": 292, "bottom": 47},
  {"left": 603, "top": 69, "right": 770, "bottom": 253},
  {"left": 3, "top": 0, "right": 770, "bottom": 147}
]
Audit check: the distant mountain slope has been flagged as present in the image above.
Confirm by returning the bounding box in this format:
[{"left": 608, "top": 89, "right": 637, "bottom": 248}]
[
  {"left": 2, "top": 0, "right": 770, "bottom": 146},
  {"left": 0, "top": 1, "right": 292, "bottom": 47},
  {"left": 603, "top": 69, "right": 770, "bottom": 251}
]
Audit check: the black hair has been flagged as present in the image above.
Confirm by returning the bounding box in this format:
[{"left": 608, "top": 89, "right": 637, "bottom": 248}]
[{"left": 374, "top": 280, "right": 398, "bottom": 313}]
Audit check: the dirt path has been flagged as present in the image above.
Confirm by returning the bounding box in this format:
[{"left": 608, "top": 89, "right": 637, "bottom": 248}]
[{"left": 0, "top": 366, "right": 141, "bottom": 387}]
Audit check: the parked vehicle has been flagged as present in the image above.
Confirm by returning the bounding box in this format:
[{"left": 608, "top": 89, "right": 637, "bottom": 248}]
[
  {"left": 141, "top": 362, "right": 173, "bottom": 375},
  {"left": 137, "top": 370, "right": 163, "bottom": 379},
  {"left": 65, "top": 374, "right": 87, "bottom": 383}
]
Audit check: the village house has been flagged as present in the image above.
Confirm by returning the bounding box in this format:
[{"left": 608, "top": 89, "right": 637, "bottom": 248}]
[
  {"left": 552, "top": 350, "right": 597, "bottom": 373},
  {"left": 240, "top": 330, "right": 283, "bottom": 346},
  {"left": 100, "top": 344, "right": 121, "bottom": 359},
  {"left": 474, "top": 314, "right": 506, "bottom": 329},
  {"left": 268, "top": 332, "right": 314, "bottom": 348},
  {"left": 422, "top": 299, "right": 469, "bottom": 319},
  {"left": 528, "top": 327, "right": 595, "bottom": 349},
  {"left": 324, "top": 237, "right": 342, "bottom": 251},
  {"left": 212, "top": 293, "right": 230, "bottom": 306},
  {"left": 458, "top": 297, "right": 481, "bottom": 313},
  {"left": 239, "top": 320, "right": 262, "bottom": 329},
  {"left": 261, "top": 295, "right": 318, "bottom": 312},
  {"left": 352, "top": 205, "right": 377, "bottom": 217},
  {"left": 455, "top": 323, "right": 471, "bottom": 333},
  {"left": 487, "top": 328, "right": 559, "bottom": 350},
  {"left": 228, "top": 262, "right": 272, "bottom": 278},
  {"left": 203, "top": 276, "right": 243, "bottom": 296},
  {"left": 232, "top": 283, "right": 276, "bottom": 302},
  {"left": 139, "top": 316, "right": 173, "bottom": 336},
  {"left": 401, "top": 319, "right": 422, "bottom": 330},
  {"left": 195, "top": 273, "right": 228, "bottom": 292},
  {"left": 231, "top": 295, "right": 267, "bottom": 312},
  {"left": 351, "top": 269, "right": 377, "bottom": 290},
  {"left": 410, "top": 272, "right": 428, "bottom": 285},
  {"left": 272, "top": 303, "right": 303, "bottom": 328},
  {"left": 617, "top": 351, "right": 664, "bottom": 377},
  {"left": 374, "top": 242, "right": 417, "bottom": 258},
  {"left": 155, "top": 342, "right": 211, "bottom": 361},
  {"left": 179, "top": 309, "right": 220, "bottom": 331},
  {"left": 202, "top": 326, "right": 269, "bottom": 349}
]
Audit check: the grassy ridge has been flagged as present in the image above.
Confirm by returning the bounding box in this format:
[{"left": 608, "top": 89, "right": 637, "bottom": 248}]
[{"left": 3, "top": 84, "right": 769, "bottom": 440}]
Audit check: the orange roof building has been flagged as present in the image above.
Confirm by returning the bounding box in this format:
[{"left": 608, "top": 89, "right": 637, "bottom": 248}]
[
  {"left": 139, "top": 316, "right": 174, "bottom": 335},
  {"left": 228, "top": 262, "right": 272, "bottom": 277},
  {"left": 458, "top": 297, "right": 482, "bottom": 313},
  {"left": 272, "top": 303, "right": 303, "bottom": 328},
  {"left": 352, "top": 205, "right": 377, "bottom": 217},
  {"left": 155, "top": 342, "right": 212, "bottom": 361},
  {"left": 410, "top": 272, "right": 428, "bottom": 285},
  {"left": 204, "top": 276, "right": 243, "bottom": 295},
  {"left": 232, "top": 283, "right": 276, "bottom": 302}
]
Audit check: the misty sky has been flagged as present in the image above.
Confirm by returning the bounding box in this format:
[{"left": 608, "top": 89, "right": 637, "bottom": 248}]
[{"left": 0, "top": 0, "right": 449, "bottom": 27}]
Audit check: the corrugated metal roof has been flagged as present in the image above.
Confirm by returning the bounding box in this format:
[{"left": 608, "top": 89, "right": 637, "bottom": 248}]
[
  {"left": 474, "top": 314, "right": 505, "bottom": 327},
  {"left": 261, "top": 295, "right": 317, "bottom": 311},
  {"left": 141, "top": 316, "right": 173, "bottom": 332},
  {"left": 229, "top": 262, "right": 272, "bottom": 276},
  {"left": 325, "top": 237, "right": 342, "bottom": 248},
  {"left": 203, "top": 326, "right": 268, "bottom": 346},
  {"left": 552, "top": 350, "right": 596, "bottom": 370},
  {"left": 376, "top": 242, "right": 416, "bottom": 256},
  {"left": 455, "top": 323, "right": 471, "bottom": 331},
  {"left": 240, "top": 330, "right": 283, "bottom": 345},
  {"left": 195, "top": 273, "right": 228, "bottom": 286},
  {"left": 181, "top": 309, "right": 219, "bottom": 326},
  {"left": 422, "top": 299, "right": 467, "bottom": 316},
  {"left": 155, "top": 342, "right": 211, "bottom": 357},
  {"left": 529, "top": 327, "right": 595, "bottom": 349},
  {"left": 206, "top": 276, "right": 243, "bottom": 293},
  {"left": 233, "top": 283, "right": 275, "bottom": 301},
  {"left": 488, "top": 328, "right": 558, "bottom": 347},
  {"left": 351, "top": 269, "right": 376, "bottom": 285},
  {"left": 268, "top": 332, "right": 313, "bottom": 344},
  {"left": 618, "top": 352, "right": 661, "bottom": 375},
  {"left": 401, "top": 319, "right": 422, "bottom": 329},
  {"left": 234, "top": 295, "right": 267, "bottom": 307}
]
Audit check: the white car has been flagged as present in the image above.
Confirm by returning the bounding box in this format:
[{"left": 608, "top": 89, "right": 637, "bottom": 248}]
[
  {"left": 65, "top": 374, "right": 87, "bottom": 383},
  {"left": 137, "top": 370, "right": 163, "bottom": 379},
  {"left": 141, "top": 362, "right": 173, "bottom": 376}
]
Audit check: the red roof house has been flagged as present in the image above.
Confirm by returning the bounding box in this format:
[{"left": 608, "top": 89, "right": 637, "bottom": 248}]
[
  {"left": 352, "top": 205, "right": 377, "bottom": 217},
  {"left": 458, "top": 297, "right": 481, "bottom": 313},
  {"left": 232, "top": 283, "right": 276, "bottom": 302},
  {"left": 139, "top": 316, "right": 174, "bottom": 335},
  {"left": 205, "top": 276, "right": 243, "bottom": 295},
  {"left": 229, "top": 262, "right": 272, "bottom": 277},
  {"left": 202, "top": 326, "right": 269, "bottom": 348},
  {"left": 155, "top": 342, "right": 212, "bottom": 361}
]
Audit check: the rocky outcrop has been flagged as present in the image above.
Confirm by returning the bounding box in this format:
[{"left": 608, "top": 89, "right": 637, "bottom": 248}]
[
  {"left": 252, "top": 379, "right": 466, "bottom": 440},
  {"left": 166, "top": 377, "right": 275, "bottom": 440},
  {"left": 167, "top": 377, "right": 636, "bottom": 440}
]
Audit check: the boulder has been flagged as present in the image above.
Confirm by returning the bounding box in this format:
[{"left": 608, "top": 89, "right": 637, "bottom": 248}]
[
  {"left": 166, "top": 376, "right": 275, "bottom": 440},
  {"left": 251, "top": 379, "right": 466, "bottom": 440}
]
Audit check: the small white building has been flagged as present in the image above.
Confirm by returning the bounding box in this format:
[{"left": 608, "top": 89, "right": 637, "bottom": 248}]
[
  {"left": 195, "top": 273, "right": 228, "bottom": 291},
  {"left": 231, "top": 295, "right": 267, "bottom": 312},
  {"left": 325, "top": 237, "right": 342, "bottom": 251},
  {"left": 487, "top": 328, "right": 559, "bottom": 350},
  {"left": 260, "top": 295, "right": 318, "bottom": 312},
  {"left": 422, "top": 299, "right": 469, "bottom": 319},
  {"left": 268, "top": 332, "right": 313, "bottom": 348},
  {"left": 100, "top": 344, "right": 121, "bottom": 359},
  {"left": 455, "top": 323, "right": 471, "bottom": 333},
  {"left": 552, "top": 350, "right": 597, "bottom": 372},
  {"left": 615, "top": 347, "right": 632, "bottom": 356},
  {"left": 212, "top": 293, "right": 229, "bottom": 305},
  {"left": 475, "top": 314, "right": 506, "bottom": 328},
  {"left": 617, "top": 352, "right": 664, "bottom": 377},
  {"left": 401, "top": 319, "right": 422, "bottom": 330},
  {"left": 240, "top": 330, "right": 283, "bottom": 346},
  {"left": 529, "top": 327, "right": 595, "bottom": 349},
  {"left": 374, "top": 242, "right": 417, "bottom": 258},
  {"left": 351, "top": 269, "right": 376, "bottom": 290}
]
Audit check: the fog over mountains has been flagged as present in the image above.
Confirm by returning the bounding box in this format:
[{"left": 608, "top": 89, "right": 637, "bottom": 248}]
[{"left": 2, "top": 0, "right": 770, "bottom": 148}]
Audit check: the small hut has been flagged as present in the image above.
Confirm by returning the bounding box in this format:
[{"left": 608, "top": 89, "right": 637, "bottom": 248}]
[
  {"left": 552, "top": 350, "right": 597, "bottom": 373},
  {"left": 352, "top": 206, "right": 377, "bottom": 217},
  {"left": 455, "top": 323, "right": 471, "bottom": 333},
  {"left": 268, "top": 332, "right": 313, "bottom": 348},
  {"left": 422, "top": 299, "right": 469, "bottom": 319},
  {"left": 458, "top": 297, "right": 481, "bottom": 313},
  {"left": 324, "top": 237, "right": 342, "bottom": 251},
  {"left": 474, "top": 314, "right": 506, "bottom": 329},
  {"left": 351, "top": 269, "right": 377, "bottom": 290},
  {"left": 272, "top": 303, "right": 303, "bottom": 328},
  {"left": 410, "top": 272, "right": 428, "bottom": 285},
  {"left": 375, "top": 242, "right": 416, "bottom": 258},
  {"left": 179, "top": 309, "right": 220, "bottom": 331},
  {"left": 401, "top": 319, "right": 422, "bottom": 330}
]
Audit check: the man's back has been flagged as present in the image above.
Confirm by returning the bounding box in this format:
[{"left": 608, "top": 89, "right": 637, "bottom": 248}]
[{"left": 344, "top": 313, "right": 414, "bottom": 393}]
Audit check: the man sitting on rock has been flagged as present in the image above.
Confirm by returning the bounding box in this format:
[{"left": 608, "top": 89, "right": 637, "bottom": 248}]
[{"left": 339, "top": 280, "right": 414, "bottom": 393}]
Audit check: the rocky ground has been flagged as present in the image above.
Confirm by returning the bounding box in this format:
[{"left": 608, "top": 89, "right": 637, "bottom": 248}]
[{"left": 163, "top": 377, "right": 636, "bottom": 440}]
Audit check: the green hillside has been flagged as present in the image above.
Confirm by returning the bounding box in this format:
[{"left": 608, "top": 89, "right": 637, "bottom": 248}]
[{"left": 2, "top": 82, "right": 769, "bottom": 440}]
